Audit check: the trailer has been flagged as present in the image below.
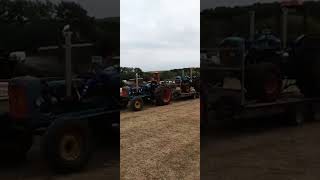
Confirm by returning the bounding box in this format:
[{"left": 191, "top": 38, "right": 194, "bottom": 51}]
[{"left": 171, "top": 86, "right": 199, "bottom": 100}]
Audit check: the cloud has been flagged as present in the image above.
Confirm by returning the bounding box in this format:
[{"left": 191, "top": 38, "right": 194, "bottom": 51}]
[{"left": 121, "top": 0, "right": 200, "bottom": 71}]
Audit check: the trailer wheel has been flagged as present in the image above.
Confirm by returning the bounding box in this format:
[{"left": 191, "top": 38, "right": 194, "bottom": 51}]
[
  {"left": 193, "top": 93, "right": 198, "bottom": 99},
  {"left": 200, "top": 91, "right": 208, "bottom": 135},
  {"left": 129, "top": 97, "right": 144, "bottom": 111},
  {"left": 286, "top": 105, "right": 306, "bottom": 126},
  {"left": 42, "top": 119, "right": 92, "bottom": 173},
  {"left": 155, "top": 87, "right": 172, "bottom": 106}
]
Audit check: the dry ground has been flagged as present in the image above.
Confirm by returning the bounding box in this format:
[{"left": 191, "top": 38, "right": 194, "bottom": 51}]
[
  {"left": 120, "top": 99, "right": 200, "bottom": 180},
  {"left": 201, "top": 116, "right": 320, "bottom": 180}
]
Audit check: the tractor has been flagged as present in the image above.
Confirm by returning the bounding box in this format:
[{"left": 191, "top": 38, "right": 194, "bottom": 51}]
[
  {"left": 0, "top": 28, "right": 120, "bottom": 172},
  {"left": 204, "top": 0, "right": 320, "bottom": 102},
  {"left": 0, "top": 66, "right": 119, "bottom": 172},
  {"left": 120, "top": 72, "right": 172, "bottom": 111},
  {"left": 171, "top": 72, "right": 200, "bottom": 100},
  {"left": 201, "top": 0, "right": 320, "bottom": 128}
]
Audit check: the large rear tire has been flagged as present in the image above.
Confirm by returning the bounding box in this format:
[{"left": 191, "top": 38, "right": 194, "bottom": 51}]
[
  {"left": 42, "top": 119, "right": 92, "bottom": 173},
  {"left": 245, "top": 63, "right": 282, "bottom": 102},
  {"left": 154, "top": 86, "right": 172, "bottom": 106}
]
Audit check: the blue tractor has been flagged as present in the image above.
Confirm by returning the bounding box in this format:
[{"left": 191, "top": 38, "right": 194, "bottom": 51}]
[
  {"left": 121, "top": 78, "right": 172, "bottom": 111},
  {"left": 0, "top": 66, "right": 120, "bottom": 172}
]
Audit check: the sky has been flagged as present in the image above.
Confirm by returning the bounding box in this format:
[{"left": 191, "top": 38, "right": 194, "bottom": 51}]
[{"left": 120, "top": 0, "right": 200, "bottom": 71}]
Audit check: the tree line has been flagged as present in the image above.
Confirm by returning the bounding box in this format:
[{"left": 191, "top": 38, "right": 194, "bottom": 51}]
[
  {"left": 121, "top": 67, "right": 200, "bottom": 82},
  {"left": 201, "top": 1, "right": 320, "bottom": 48},
  {"left": 0, "top": 0, "right": 119, "bottom": 56}
]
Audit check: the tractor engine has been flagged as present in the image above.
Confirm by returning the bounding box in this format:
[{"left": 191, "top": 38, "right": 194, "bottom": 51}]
[{"left": 8, "top": 76, "right": 41, "bottom": 121}]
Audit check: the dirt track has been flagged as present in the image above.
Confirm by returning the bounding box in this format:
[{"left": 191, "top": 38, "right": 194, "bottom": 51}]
[
  {"left": 121, "top": 99, "right": 200, "bottom": 180},
  {"left": 201, "top": 117, "right": 320, "bottom": 180}
]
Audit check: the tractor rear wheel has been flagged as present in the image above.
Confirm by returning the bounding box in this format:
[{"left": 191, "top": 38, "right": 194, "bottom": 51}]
[
  {"left": 155, "top": 86, "right": 172, "bottom": 106},
  {"left": 245, "top": 63, "right": 282, "bottom": 102}
]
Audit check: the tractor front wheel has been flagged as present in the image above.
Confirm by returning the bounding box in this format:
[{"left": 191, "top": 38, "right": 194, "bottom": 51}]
[
  {"left": 130, "top": 97, "right": 144, "bottom": 111},
  {"left": 42, "top": 119, "right": 92, "bottom": 173}
]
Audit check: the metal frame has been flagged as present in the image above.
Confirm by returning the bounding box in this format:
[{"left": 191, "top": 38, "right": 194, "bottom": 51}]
[{"left": 201, "top": 44, "right": 320, "bottom": 115}]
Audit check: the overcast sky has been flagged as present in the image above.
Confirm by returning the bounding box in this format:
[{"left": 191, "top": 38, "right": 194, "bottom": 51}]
[{"left": 120, "top": 0, "right": 200, "bottom": 71}]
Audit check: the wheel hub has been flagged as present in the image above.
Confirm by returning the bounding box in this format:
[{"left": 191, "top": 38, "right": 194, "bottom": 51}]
[
  {"left": 135, "top": 101, "right": 141, "bottom": 109},
  {"left": 60, "top": 134, "right": 82, "bottom": 161}
]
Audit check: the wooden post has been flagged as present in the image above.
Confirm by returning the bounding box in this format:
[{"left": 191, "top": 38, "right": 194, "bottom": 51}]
[
  {"left": 249, "top": 11, "right": 255, "bottom": 41},
  {"left": 135, "top": 73, "right": 139, "bottom": 88},
  {"left": 282, "top": 7, "right": 288, "bottom": 49},
  {"left": 64, "top": 31, "right": 73, "bottom": 98}
]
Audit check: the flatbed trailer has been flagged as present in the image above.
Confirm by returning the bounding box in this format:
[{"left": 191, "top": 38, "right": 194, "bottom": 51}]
[
  {"left": 202, "top": 87, "right": 320, "bottom": 123},
  {"left": 172, "top": 87, "right": 199, "bottom": 100}
]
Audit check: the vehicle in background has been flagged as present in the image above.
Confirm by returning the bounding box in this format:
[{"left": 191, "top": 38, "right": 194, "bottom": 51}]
[{"left": 201, "top": 0, "right": 320, "bottom": 131}]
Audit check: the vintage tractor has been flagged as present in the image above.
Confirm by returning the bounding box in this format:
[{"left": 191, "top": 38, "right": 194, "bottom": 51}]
[
  {"left": 201, "top": 0, "right": 320, "bottom": 129},
  {"left": 0, "top": 66, "right": 119, "bottom": 172},
  {"left": 172, "top": 74, "right": 200, "bottom": 99},
  {"left": 207, "top": 0, "right": 320, "bottom": 102},
  {"left": 216, "top": 33, "right": 283, "bottom": 102},
  {"left": 120, "top": 73, "right": 172, "bottom": 111}
]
